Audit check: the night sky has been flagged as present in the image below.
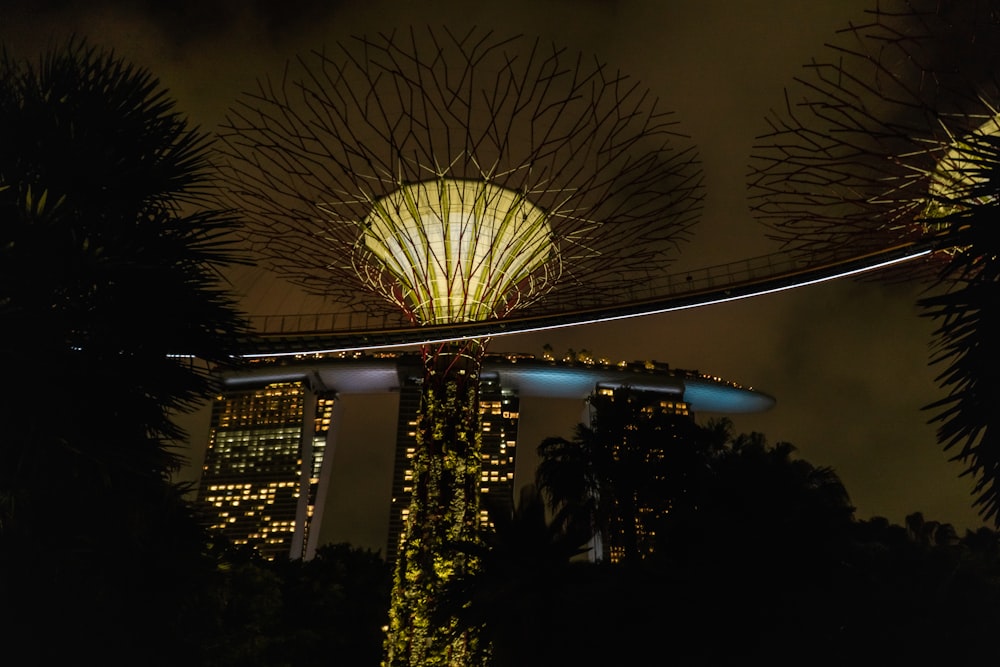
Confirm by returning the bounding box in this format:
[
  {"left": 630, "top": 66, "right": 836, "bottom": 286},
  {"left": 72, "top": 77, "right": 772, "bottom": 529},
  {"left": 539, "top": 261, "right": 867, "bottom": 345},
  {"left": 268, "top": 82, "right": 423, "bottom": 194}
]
[{"left": 3, "top": 0, "right": 988, "bottom": 552}]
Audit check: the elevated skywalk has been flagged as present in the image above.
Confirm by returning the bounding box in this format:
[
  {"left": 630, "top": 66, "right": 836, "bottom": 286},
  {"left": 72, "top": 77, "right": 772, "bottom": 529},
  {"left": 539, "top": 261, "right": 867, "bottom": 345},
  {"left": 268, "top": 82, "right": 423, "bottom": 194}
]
[{"left": 237, "top": 241, "right": 935, "bottom": 357}]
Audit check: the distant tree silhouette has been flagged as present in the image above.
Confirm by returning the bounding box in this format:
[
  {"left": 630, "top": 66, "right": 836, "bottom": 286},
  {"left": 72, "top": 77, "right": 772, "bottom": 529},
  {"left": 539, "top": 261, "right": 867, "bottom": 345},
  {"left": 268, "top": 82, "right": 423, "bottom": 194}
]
[
  {"left": 535, "top": 406, "right": 1000, "bottom": 666},
  {"left": 436, "top": 399, "right": 1000, "bottom": 667},
  {"left": 821, "top": 516, "right": 1000, "bottom": 666},
  {"left": 904, "top": 510, "right": 960, "bottom": 547},
  {"left": 193, "top": 543, "right": 391, "bottom": 667},
  {"left": 436, "top": 485, "right": 591, "bottom": 667},
  {"left": 0, "top": 39, "right": 246, "bottom": 663},
  {"left": 656, "top": 428, "right": 855, "bottom": 573}
]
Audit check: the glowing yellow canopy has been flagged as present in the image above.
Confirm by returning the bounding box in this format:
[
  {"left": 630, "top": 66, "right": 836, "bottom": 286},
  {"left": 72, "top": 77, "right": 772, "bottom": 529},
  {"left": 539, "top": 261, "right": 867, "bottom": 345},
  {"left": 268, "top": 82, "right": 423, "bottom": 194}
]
[
  {"left": 362, "top": 179, "right": 554, "bottom": 324},
  {"left": 927, "top": 115, "right": 1000, "bottom": 211}
]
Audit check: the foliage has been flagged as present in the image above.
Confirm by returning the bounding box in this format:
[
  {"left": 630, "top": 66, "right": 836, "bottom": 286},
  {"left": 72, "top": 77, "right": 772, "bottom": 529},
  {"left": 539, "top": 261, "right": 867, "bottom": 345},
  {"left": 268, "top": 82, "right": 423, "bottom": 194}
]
[
  {"left": 0, "top": 37, "right": 246, "bottom": 516},
  {"left": 537, "top": 393, "right": 855, "bottom": 567},
  {"left": 535, "top": 388, "right": 710, "bottom": 563},
  {"left": 919, "top": 132, "right": 1000, "bottom": 524},
  {"left": 274, "top": 544, "right": 392, "bottom": 667},
  {"left": 531, "top": 406, "right": 1000, "bottom": 665},
  {"left": 434, "top": 484, "right": 591, "bottom": 667},
  {"left": 385, "top": 365, "right": 488, "bottom": 667},
  {"left": 0, "top": 38, "right": 246, "bottom": 662},
  {"left": 196, "top": 542, "right": 392, "bottom": 667},
  {"left": 654, "top": 429, "right": 855, "bottom": 572}
]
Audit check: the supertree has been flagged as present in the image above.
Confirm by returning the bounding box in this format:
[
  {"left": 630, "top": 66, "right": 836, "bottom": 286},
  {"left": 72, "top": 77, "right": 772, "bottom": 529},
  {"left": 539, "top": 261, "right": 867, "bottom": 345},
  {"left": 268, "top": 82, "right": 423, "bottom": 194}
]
[
  {"left": 747, "top": 1, "right": 1000, "bottom": 522},
  {"left": 214, "top": 27, "right": 702, "bottom": 666}
]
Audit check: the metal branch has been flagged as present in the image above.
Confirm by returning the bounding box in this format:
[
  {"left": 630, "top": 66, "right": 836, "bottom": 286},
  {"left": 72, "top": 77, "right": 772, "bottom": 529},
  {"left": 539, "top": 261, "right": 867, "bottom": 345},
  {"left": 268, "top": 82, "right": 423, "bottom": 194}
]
[{"left": 214, "top": 27, "right": 703, "bottom": 326}]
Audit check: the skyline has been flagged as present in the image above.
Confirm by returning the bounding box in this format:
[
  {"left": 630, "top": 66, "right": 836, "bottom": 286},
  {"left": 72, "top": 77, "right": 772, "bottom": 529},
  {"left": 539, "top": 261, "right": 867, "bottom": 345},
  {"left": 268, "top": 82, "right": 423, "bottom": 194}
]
[
  {"left": 2, "top": 0, "right": 988, "bottom": 543},
  {"left": 202, "top": 351, "right": 777, "bottom": 559}
]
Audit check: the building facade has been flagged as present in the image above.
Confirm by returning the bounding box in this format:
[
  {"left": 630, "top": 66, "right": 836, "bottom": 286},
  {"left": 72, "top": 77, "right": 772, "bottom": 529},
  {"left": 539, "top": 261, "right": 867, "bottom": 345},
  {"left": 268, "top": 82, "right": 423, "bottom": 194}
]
[
  {"left": 196, "top": 380, "right": 334, "bottom": 560},
  {"left": 588, "top": 385, "right": 695, "bottom": 564},
  {"left": 194, "top": 352, "right": 774, "bottom": 562}
]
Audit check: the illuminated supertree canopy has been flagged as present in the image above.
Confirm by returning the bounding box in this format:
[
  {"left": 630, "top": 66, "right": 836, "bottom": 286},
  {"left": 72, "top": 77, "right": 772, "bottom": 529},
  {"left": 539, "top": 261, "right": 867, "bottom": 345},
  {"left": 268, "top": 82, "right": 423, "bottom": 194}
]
[
  {"left": 216, "top": 27, "right": 702, "bottom": 327},
  {"left": 747, "top": 0, "right": 1000, "bottom": 265},
  {"left": 358, "top": 178, "right": 553, "bottom": 324},
  {"left": 747, "top": 0, "right": 1000, "bottom": 523},
  {"left": 215, "top": 27, "right": 702, "bottom": 667}
]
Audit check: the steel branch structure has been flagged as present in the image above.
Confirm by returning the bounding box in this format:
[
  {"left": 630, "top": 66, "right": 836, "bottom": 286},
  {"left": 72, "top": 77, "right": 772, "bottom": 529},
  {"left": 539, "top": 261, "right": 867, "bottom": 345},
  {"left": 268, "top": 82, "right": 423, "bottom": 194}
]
[
  {"left": 747, "top": 0, "right": 1000, "bottom": 269},
  {"left": 215, "top": 27, "right": 702, "bottom": 667},
  {"left": 747, "top": 1, "right": 1000, "bottom": 524},
  {"left": 217, "top": 28, "right": 702, "bottom": 326}
]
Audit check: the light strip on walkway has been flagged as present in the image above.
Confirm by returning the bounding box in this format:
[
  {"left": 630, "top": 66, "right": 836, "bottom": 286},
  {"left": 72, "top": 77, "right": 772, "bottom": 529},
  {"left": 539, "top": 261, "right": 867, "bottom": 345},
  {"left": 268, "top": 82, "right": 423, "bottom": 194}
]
[{"left": 241, "top": 248, "right": 932, "bottom": 358}]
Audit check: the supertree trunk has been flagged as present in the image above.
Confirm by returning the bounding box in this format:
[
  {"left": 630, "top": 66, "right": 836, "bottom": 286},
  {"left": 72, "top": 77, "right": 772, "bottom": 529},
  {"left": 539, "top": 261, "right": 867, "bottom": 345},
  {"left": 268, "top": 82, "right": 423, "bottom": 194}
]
[{"left": 385, "top": 340, "right": 488, "bottom": 667}]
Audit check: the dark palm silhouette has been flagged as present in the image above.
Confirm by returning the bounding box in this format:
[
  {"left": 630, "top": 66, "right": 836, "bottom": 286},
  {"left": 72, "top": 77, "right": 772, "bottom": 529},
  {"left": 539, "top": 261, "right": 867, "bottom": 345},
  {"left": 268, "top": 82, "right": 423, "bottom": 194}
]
[
  {"left": 436, "top": 484, "right": 591, "bottom": 667},
  {"left": 918, "top": 132, "right": 1000, "bottom": 523},
  {"left": 0, "top": 39, "right": 246, "bottom": 662},
  {"left": 535, "top": 422, "right": 607, "bottom": 547}
]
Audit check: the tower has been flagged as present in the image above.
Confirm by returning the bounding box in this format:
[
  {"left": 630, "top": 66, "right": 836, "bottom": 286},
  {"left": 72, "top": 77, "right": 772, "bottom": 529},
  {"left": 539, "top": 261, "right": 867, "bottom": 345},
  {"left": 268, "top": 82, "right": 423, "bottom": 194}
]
[
  {"left": 196, "top": 380, "right": 335, "bottom": 560},
  {"left": 588, "top": 384, "right": 694, "bottom": 564}
]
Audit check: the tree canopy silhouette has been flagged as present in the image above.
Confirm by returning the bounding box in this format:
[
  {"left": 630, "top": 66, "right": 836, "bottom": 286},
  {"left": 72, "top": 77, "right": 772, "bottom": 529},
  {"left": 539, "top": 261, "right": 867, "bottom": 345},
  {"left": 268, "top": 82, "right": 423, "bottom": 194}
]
[
  {"left": 532, "top": 403, "right": 1000, "bottom": 665},
  {"left": 0, "top": 38, "right": 246, "bottom": 663}
]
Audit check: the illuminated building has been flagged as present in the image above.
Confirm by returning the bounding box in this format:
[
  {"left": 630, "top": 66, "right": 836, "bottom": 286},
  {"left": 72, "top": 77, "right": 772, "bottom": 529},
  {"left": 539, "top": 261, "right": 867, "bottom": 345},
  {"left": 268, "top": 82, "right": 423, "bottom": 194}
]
[
  {"left": 198, "top": 353, "right": 774, "bottom": 564},
  {"left": 196, "top": 365, "right": 521, "bottom": 565},
  {"left": 196, "top": 380, "right": 334, "bottom": 561},
  {"left": 216, "top": 27, "right": 704, "bottom": 666},
  {"left": 587, "top": 385, "right": 694, "bottom": 564}
]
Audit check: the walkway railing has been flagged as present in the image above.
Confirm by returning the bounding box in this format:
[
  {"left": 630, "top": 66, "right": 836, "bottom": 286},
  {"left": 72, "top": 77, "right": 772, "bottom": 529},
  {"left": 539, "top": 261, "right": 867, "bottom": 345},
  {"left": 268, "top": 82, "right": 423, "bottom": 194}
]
[
  {"left": 238, "top": 241, "right": 937, "bottom": 357},
  {"left": 246, "top": 250, "right": 811, "bottom": 334}
]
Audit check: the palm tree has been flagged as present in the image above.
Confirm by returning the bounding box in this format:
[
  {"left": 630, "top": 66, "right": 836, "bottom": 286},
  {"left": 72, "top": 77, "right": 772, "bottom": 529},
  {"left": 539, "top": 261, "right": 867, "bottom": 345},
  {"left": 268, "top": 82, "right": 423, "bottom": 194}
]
[
  {"left": 436, "top": 484, "right": 591, "bottom": 667},
  {"left": 535, "top": 423, "right": 607, "bottom": 549},
  {"left": 918, "top": 131, "right": 1000, "bottom": 523},
  {"left": 0, "top": 39, "right": 246, "bottom": 661}
]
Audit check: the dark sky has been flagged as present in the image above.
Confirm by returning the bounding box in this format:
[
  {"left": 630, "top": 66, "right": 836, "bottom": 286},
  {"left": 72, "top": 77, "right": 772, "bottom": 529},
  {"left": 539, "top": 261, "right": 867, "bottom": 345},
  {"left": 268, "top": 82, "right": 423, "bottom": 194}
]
[{"left": 3, "top": 0, "right": 988, "bottom": 550}]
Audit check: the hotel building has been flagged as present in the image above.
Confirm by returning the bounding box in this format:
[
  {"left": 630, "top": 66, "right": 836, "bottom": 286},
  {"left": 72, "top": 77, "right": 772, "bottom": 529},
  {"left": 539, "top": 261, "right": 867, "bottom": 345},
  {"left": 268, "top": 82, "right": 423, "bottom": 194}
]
[{"left": 194, "top": 352, "right": 774, "bottom": 562}]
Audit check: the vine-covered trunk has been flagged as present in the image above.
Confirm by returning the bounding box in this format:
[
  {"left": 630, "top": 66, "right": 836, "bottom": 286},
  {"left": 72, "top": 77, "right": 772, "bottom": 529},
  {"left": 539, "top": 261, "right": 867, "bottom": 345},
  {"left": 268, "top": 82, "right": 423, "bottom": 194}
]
[{"left": 385, "top": 341, "right": 487, "bottom": 667}]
